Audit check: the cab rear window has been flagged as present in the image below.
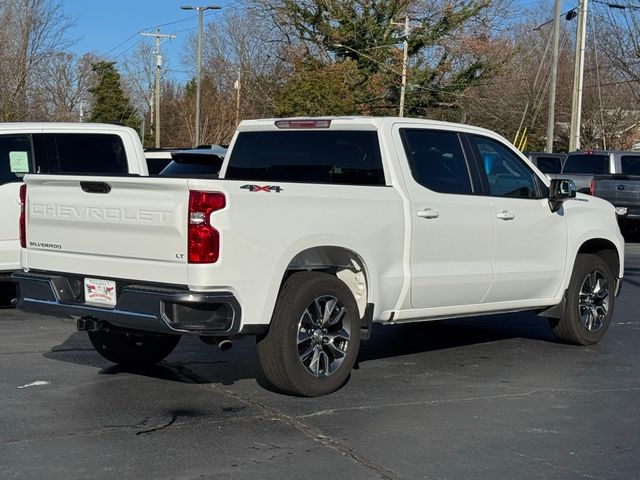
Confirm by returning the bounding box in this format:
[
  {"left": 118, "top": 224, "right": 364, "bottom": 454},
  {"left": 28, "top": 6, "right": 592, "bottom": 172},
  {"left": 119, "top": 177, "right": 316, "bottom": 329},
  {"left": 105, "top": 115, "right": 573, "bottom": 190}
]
[
  {"left": 34, "top": 133, "right": 128, "bottom": 175},
  {"left": 563, "top": 154, "right": 609, "bottom": 174},
  {"left": 0, "top": 133, "right": 129, "bottom": 185},
  {"left": 535, "top": 156, "right": 563, "bottom": 174},
  {"left": 225, "top": 131, "right": 385, "bottom": 186}
]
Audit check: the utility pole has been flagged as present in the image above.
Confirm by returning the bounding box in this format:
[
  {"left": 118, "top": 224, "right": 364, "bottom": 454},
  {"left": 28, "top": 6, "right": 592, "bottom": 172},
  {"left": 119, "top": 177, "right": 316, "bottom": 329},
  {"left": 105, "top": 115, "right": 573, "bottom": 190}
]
[
  {"left": 399, "top": 16, "right": 409, "bottom": 117},
  {"left": 546, "top": 0, "right": 562, "bottom": 153},
  {"left": 569, "top": 0, "right": 588, "bottom": 151},
  {"left": 234, "top": 68, "right": 241, "bottom": 127},
  {"left": 181, "top": 6, "right": 221, "bottom": 147},
  {"left": 141, "top": 29, "right": 176, "bottom": 148}
]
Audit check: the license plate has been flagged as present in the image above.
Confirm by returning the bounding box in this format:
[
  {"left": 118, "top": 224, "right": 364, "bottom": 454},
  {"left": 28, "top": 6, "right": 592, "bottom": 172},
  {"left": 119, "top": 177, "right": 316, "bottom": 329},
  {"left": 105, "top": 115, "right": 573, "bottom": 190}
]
[{"left": 84, "top": 278, "right": 117, "bottom": 306}]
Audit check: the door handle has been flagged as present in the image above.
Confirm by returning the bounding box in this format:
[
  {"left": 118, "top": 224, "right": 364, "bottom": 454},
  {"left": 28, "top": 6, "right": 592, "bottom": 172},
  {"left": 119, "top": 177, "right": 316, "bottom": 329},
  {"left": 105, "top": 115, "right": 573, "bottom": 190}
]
[
  {"left": 496, "top": 210, "right": 515, "bottom": 221},
  {"left": 81, "top": 181, "right": 111, "bottom": 194},
  {"left": 417, "top": 208, "right": 440, "bottom": 219}
]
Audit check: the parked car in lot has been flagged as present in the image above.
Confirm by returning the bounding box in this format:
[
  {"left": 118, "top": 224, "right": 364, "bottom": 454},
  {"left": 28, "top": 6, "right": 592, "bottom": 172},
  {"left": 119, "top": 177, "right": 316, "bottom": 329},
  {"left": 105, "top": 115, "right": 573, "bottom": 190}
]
[
  {"left": 159, "top": 145, "right": 227, "bottom": 177},
  {"left": 143, "top": 148, "right": 175, "bottom": 174},
  {"left": 561, "top": 149, "right": 640, "bottom": 192},
  {"left": 14, "top": 117, "right": 624, "bottom": 396},
  {"left": 526, "top": 152, "right": 567, "bottom": 176},
  {"left": 0, "top": 123, "right": 148, "bottom": 304},
  {"left": 591, "top": 173, "right": 640, "bottom": 235}
]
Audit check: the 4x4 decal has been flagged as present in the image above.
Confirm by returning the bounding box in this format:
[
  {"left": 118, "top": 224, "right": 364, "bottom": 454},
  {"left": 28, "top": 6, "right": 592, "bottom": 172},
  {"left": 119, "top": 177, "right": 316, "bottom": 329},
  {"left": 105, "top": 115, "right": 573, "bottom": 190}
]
[{"left": 241, "top": 184, "right": 283, "bottom": 193}]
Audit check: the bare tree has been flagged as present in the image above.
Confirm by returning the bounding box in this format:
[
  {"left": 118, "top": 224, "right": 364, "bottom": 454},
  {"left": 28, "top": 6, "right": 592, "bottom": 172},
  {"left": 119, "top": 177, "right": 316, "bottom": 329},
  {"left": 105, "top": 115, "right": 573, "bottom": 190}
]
[
  {"left": 0, "top": 0, "right": 74, "bottom": 120},
  {"left": 173, "top": 8, "right": 287, "bottom": 145},
  {"left": 460, "top": 6, "right": 640, "bottom": 152},
  {"left": 121, "top": 42, "right": 156, "bottom": 141},
  {"left": 30, "top": 52, "right": 98, "bottom": 121}
]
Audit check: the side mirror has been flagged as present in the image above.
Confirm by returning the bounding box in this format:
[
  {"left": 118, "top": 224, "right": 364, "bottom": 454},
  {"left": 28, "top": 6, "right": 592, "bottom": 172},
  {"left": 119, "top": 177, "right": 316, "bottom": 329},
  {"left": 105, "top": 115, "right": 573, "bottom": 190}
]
[{"left": 549, "top": 179, "right": 576, "bottom": 212}]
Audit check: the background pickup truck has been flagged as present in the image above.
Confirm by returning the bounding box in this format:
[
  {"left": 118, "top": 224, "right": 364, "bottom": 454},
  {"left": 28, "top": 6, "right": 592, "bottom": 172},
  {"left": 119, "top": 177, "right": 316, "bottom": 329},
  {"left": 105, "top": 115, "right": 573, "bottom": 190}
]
[
  {"left": 560, "top": 149, "right": 640, "bottom": 192},
  {"left": 14, "top": 117, "right": 624, "bottom": 396},
  {"left": 592, "top": 174, "right": 640, "bottom": 236},
  {"left": 0, "top": 123, "right": 148, "bottom": 304}
]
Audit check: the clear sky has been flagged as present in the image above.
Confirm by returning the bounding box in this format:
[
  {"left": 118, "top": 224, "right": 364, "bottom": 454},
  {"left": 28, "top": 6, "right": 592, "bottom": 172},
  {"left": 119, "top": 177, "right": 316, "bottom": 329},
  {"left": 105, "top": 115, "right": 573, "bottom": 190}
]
[
  {"left": 61, "top": 0, "right": 561, "bottom": 83},
  {"left": 63, "top": 0, "right": 242, "bottom": 82}
]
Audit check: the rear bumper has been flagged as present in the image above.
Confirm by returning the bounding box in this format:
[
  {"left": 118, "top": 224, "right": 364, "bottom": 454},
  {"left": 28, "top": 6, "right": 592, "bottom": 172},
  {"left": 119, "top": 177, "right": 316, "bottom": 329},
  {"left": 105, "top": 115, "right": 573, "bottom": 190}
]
[{"left": 12, "top": 271, "right": 254, "bottom": 336}]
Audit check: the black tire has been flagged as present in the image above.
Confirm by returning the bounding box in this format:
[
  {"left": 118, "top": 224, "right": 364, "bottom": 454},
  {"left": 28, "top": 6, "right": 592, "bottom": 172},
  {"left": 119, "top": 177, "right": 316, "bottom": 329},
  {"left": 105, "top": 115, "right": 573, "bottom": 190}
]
[
  {"left": 550, "top": 254, "right": 615, "bottom": 345},
  {"left": 256, "top": 272, "right": 361, "bottom": 397},
  {"left": 88, "top": 328, "right": 180, "bottom": 367},
  {"left": 0, "top": 281, "right": 16, "bottom": 308},
  {"left": 619, "top": 219, "right": 640, "bottom": 240}
]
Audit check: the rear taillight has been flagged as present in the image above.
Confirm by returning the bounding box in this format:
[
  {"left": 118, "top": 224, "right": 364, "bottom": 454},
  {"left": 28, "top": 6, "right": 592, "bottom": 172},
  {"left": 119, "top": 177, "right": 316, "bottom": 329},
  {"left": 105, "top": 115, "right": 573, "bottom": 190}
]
[
  {"left": 188, "top": 190, "right": 226, "bottom": 264},
  {"left": 589, "top": 178, "right": 595, "bottom": 196},
  {"left": 19, "top": 184, "right": 26, "bottom": 248}
]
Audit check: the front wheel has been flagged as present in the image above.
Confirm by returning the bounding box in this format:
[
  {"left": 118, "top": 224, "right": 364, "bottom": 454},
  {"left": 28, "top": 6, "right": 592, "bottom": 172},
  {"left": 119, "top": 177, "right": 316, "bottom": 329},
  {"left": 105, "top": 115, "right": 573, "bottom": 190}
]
[
  {"left": 257, "top": 272, "right": 361, "bottom": 397},
  {"left": 549, "top": 254, "right": 615, "bottom": 345},
  {"left": 88, "top": 328, "right": 180, "bottom": 367}
]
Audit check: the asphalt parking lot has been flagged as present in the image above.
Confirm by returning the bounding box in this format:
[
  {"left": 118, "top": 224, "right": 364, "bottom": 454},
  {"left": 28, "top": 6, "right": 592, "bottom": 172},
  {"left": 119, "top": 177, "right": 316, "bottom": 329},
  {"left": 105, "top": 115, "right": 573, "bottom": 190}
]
[{"left": 2, "top": 243, "right": 639, "bottom": 480}]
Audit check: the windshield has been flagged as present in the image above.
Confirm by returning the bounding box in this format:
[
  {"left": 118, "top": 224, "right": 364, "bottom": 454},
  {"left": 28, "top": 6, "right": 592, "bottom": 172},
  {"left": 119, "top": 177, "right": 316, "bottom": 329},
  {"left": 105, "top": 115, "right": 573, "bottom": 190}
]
[{"left": 563, "top": 154, "right": 609, "bottom": 174}]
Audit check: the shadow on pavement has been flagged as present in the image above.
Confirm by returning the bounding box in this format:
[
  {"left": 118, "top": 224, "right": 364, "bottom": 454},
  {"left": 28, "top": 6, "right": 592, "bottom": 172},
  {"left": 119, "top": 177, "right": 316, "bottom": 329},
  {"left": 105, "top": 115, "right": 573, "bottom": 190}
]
[
  {"left": 359, "top": 311, "right": 556, "bottom": 363},
  {"left": 43, "top": 312, "right": 558, "bottom": 388}
]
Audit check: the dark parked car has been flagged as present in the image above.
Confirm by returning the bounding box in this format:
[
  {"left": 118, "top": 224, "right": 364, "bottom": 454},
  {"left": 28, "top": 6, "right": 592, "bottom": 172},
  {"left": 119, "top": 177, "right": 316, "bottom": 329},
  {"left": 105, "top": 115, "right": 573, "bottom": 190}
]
[
  {"left": 561, "top": 150, "right": 640, "bottom": 192},
  {"left": 159, "top": 145, "right": 227, "bottom": 177},
  {"left": 526, "top": 152, "right": 567, "bottom": 176}
]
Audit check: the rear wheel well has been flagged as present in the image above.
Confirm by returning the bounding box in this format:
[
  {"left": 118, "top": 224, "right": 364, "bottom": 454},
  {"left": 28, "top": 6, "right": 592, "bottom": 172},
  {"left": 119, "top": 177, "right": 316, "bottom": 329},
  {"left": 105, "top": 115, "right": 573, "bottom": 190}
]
[
  {"left": 283, "top": 247, "right": 369, "bottom": 320},
  {"left": 577, "top": 239, "right": 620, "bottom": 278}
]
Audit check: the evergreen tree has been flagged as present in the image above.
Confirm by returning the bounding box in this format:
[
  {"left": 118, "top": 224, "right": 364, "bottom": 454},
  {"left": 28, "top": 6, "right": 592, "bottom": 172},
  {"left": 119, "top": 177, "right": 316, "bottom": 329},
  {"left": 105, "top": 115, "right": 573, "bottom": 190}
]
[
  {"left": 88, "top": 61, "right": 139, "bottom": 129},
  {"left": 259, "top": 0, "right": 499, "bottom": 117}
]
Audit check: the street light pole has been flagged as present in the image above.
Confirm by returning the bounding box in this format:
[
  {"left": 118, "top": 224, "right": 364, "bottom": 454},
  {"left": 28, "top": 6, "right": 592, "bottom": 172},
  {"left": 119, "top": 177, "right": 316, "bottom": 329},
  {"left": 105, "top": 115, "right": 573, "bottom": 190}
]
[
  {"left": 141, "top": 29, "right": 176, "bottom": 148},
  {"left": 181, "top": 5, "right": 221, "bottom": 147},
  {"left": 569, "top": 0, "right": 588, "bottom": 151},
  {"left": 399, "top": 16, "right": 409, "bottom": 117},
  {"left": 546, "top": 0, "right": 562, "bottom": 153}
]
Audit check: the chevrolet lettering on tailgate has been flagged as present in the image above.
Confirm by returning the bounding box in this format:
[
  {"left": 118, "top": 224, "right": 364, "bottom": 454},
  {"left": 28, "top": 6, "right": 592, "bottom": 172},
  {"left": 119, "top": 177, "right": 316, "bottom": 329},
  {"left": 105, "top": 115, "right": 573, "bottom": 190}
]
[{"left": 30, "top": 203, "right": 171, "bottom": 225}]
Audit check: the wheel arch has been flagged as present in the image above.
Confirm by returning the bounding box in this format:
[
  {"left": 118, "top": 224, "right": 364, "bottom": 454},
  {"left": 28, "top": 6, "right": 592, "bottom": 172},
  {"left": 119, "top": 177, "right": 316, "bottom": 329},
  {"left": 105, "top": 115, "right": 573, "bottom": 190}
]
[
  {"left": 283, "top": 246, "right": 372, "bottom": 319},
  {"left": 576, "top": 238, "right": 621, "bottom": 280}
]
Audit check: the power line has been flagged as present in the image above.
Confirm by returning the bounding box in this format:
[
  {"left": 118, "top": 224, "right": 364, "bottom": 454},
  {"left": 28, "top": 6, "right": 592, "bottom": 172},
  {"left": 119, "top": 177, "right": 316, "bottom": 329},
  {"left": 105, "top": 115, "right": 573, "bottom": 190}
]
[
  {"left": 102, "top": 9, "right": 220, "bottom": 58},
  {"left": 103, "top": 32, "right": 140, "bottom": 56},
  {"left": 589, "top": 78, "right": 640, "bottom": 86},
  {"left": 592, "top": 0, "right": 640, "bottom": 10},
  {"left": 533, "top": 8, "right": 579, "bottom": 30}
]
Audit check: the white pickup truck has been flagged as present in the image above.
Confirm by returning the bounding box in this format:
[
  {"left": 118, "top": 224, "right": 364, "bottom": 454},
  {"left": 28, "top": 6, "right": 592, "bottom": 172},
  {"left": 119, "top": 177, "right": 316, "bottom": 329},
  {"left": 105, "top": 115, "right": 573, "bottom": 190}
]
[
  {"left": 14, "top": 117, "right": 624, "bottom": 396},
  {"left": 0, "top": 123, "right": 148, "bottom": 304}
]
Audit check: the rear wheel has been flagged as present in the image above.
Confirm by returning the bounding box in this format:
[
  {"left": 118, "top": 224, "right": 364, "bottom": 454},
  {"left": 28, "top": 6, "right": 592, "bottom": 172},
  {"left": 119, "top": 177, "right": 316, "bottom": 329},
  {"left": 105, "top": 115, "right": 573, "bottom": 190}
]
[
  {"left": 257, "top": 272, "right": 361, "bottom": 397},
  {"left": 0, "top": 281, "right": 16, "bottom": 307},
  {"left": 88, "top": 328, "right": 180, "bottom": 367},
  {"left": 550, "top": 254, "right": 615, "bottom": 345}
]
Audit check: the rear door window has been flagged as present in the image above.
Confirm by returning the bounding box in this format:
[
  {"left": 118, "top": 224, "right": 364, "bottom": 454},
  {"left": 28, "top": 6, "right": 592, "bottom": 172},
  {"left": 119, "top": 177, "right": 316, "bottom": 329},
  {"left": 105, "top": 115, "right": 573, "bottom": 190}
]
[
  {"left": 400, "top": 129, "right": 473, "bottom": 194},
  {"left": 621, "top": 155, "right": 640, "bottom": 175},
  {"left": 225, "top": 131, "right": 385, "bottom": 185},
  {"left": 563, "top": 154, "right": 609, "bottom": 174},
  {"left": 0, "top": 135, "right": 34, "bottom": 185},
  {"left": 36, "top": 133, "right": 128, "bottom": 175}
]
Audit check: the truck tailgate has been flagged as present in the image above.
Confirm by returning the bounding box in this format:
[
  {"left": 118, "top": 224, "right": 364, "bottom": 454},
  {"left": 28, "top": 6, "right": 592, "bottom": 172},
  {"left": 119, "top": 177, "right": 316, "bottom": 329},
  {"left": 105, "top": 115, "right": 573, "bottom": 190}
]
[
  {"left": 593, "top": 175, "right": 640, "bottom": 214},
  {"left": 24, "top": 175, "right": 190, "bottom": 284}
]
